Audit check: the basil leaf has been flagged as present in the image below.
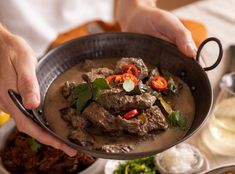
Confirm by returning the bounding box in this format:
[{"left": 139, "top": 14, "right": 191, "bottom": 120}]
[
  {"left": 28, "top": 138, "right": 41, "bottom": 152},
  {"left": 168, "top": 111, "right": 187, "bottom": 129},
  {"left": 73, "top": 83, "right": 92, "bottom": 114},
  {"left": 92, "top": 78, "right": 110, "bottom": 90}
]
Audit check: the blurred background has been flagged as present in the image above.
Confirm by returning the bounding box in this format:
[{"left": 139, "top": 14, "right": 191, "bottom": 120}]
[{"left": 158, "top": 0, "right": 199, "bottom": 10}]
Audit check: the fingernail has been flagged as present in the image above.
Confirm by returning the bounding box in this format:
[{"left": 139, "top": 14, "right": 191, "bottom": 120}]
[{"left": 186, "top": 42, "right": 197, "bottom": 57}]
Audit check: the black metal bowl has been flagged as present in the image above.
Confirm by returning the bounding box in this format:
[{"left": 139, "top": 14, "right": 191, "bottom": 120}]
[{"left": 8, "top": 32, "right": 222, "bottom": 159}]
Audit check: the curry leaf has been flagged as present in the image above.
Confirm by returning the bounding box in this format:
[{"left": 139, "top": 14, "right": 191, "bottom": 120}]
[
  {"left": 72, "top": 83, "right": 92, "bottom": 114},
  {"left": 92, "top": 87, "right": 100, "bottom": 101},
  {"left": 92, "top": 78, "right": 110, "bottom": 90},
  {"left": 28, "top": 138, "right": 41, "bottom": 152},
  {"left": 92, "top": 78, "right": 110, "bottom": 100},
  {"left": 162, "top": 70, "right": 177, "bottom": 93},
  {"left": 168, "top": 111, "right": 187, "bottom": 130},
  {"left": 72, "top": 78, "right": 110, "bottom": 114}
]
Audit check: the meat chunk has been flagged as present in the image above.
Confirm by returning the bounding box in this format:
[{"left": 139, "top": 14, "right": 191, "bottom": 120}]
[
  {"left": 98, "top": 144, "right": 133, "bottom": 153},
  {"left": 115, "top": 57, "right": 148, "bottom": 80},
  {"left": 82, "top": 67, "right": 114, "bottom": 82},
  {"left": 98, "top": 89, "right": 156, "bottom": 113},
  {"left": 61, "top": 81, "right": 76, "bottom": 99},
  {"left": 83, "top": 102, "right": 143, "bottom": 134},
  {"left": 83, "top": 102, "right": 167, "bottom": 136},
  {"left": 1, "top": 131, "right": 96, "bottom": 174},
  {"left": 60, "top": 107, "right": 89, "bottom": 129},
  {"left": 143, "top": 106, "right": 168, "bottom": 131},
  {"left": 68, "top": 128, "right": 94, "bottom": 146}
]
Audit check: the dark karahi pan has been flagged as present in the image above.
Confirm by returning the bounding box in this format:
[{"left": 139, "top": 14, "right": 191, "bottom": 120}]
[{"left": 8, "top": 32, "right": 222, "bottom": 159}]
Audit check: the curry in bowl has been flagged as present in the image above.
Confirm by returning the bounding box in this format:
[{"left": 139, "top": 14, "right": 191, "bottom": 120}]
[{"left": 44, "top": 57, "right": 195, "bottom": 153}]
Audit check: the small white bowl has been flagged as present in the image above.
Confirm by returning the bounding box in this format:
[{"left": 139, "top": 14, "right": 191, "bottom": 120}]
[
  {"left": 0, "top": 119, "right": 103, "bottom": 174},
  {"left": 155, "top": 143, "right": 209, "bottom": 174},
  {"left": 104, "top": 160, "right": 126, "bottom": 174}
]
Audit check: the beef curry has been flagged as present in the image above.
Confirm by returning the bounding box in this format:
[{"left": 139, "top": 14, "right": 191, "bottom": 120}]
[{"left": 44, "top": 57, "right": 195, "bottom": 153}]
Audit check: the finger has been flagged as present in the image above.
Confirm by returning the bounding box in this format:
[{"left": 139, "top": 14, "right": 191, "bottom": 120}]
[
  {"left": 152, "top": 10, "right": 197, "bottom": 58},
  {"left": 175, "top": 28, "right": 197, "bottom": 58},
  {"left": 13, "top": 50, "right": 40, "bottom": 109},
  {"left": 13, "top": 110, "right": 77, "bottom": 156}
]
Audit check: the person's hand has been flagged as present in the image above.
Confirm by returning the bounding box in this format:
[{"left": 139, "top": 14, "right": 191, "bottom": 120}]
[
  {"left": 116, "top": 0, "right": 197, "bottom": 58},
  {"left": 0, "top": 25, "right": 77, "bottom": 156}
]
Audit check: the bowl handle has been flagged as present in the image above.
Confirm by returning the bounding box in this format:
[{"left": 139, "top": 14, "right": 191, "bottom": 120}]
[
  {"left": 8, "top": 89, "right": 39, "bottom": 123},
  {"left": 196, "top": 37, "right": 223, "bottom": 71}
]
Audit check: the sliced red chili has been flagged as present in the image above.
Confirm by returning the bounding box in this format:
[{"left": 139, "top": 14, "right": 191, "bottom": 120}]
[
  {"left": 106, "top": 75, "right": 123, "bottom": 84},
  {"left": 122, "top": 64, "right": 139, "bottom": 77},
  {"left": 122, "top": 73, "right": 139, "bottom": 86},
  {"left": 123, "top": 109, "right": 139, "bottom": 119},
  {"left": 151, "top": 75, "right": 168, "bottom": 91}
]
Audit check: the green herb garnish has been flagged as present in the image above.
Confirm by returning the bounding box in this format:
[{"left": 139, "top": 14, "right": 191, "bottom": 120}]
[
  {"left": 28, "top": 138, "right": 41, "bottom": 152},
  {"left": 168, "top": 77, "right": 177, "bottom": 93},
  {"left": 168, "top": 110, "right": 187, "bottom": 130},
  {"left": 72, "top": 78, "right": 110, "bottom": 114},
  {"left": 113, "top": 156, "right": 159, "bottom": 174},
  {"left": 73, "top": 83, "right": 92, "bottom": 114},
  {"left": 161, "top": 70, "right": 177, "bottom": 93},
  {"left": 155, "top": 93, "right": 187, "bottom": 130}
]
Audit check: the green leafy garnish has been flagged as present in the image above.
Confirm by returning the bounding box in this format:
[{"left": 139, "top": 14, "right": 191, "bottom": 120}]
[
  {"left": 113, "top": 157, "right": 159, "bottom": 174},
  {"left": 93, "top": 78, "right": 110, "bottom": 89},
  {"left": 168, "top": 111, "right": 187, "bottom": 129},
  {"left": 28, "top": 138, "right": 41, "bottom": 152},
  {"left": 73, "top": 83, "right": 92, "bottom": 114},
  {"left": 162, "top": 70, "right": 177, "bottom": 93},
  {"left": 154, "top": 93, "right": 187, "bottom": 130},
  {"left": 92, "top": 78, "right": 110, "bottom": 100},
  {"left": 72, "top": 78, "right": 110, "bottom": 114},
  {"left": 138, "top": 81, "right": 148, "bottom": 93},
  {"left": 123, "top": 79, "right": 135, "bottom": 92},
  {"left": 168, "top": 77, "right": 177, "bottom": 93}
]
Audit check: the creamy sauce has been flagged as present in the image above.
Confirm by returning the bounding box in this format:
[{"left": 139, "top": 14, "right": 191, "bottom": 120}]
[{"left": 44, "top": 58, "right": 195, "bottom": 153}]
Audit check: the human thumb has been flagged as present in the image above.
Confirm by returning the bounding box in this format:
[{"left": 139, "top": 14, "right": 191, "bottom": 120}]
[
  {"left": 14, "top": 46, "right": 40, "bottom": 109},
  {"left": 175, "top": 29, "right": 197, "bottom": 58}
]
